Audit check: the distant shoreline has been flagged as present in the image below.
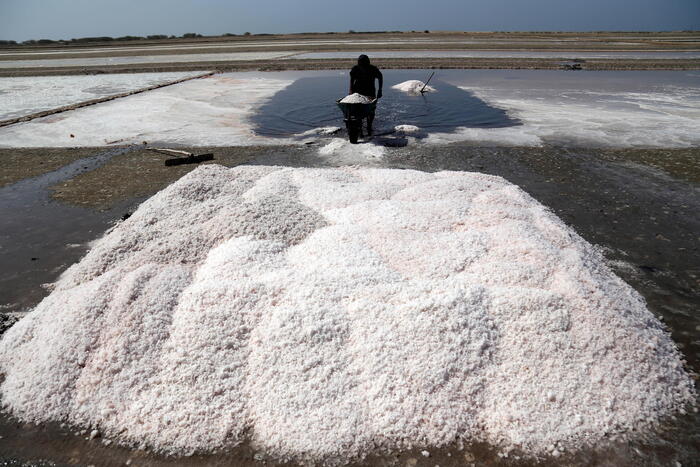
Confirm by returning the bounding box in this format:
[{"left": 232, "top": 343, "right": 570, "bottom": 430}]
[{"left": 2, "top": 30, "right": 699, "bottom": 49}]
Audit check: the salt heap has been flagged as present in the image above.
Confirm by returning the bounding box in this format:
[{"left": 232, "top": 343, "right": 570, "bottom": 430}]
[
  {"left": 318, "top": 138, "right": 386, "bottom": 161},
  {"left": 392, "top": 80, "right": 437, "bottom": 95},
  {"left": 339, "top": 93, "right": 374, "bottom": 104},
  {"left": 0, "top": 165, "right": 694, "bottom": 463}
]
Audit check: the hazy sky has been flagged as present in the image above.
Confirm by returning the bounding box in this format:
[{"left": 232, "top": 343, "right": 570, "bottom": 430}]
[{"left": 1, "top": 0, "right": 698, "bottom": 41}]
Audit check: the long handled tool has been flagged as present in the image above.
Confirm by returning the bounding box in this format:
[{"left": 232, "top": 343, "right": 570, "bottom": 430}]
[
  {"left": 149, "top": 148, "right": 214, "bottom": 166},
  {"left": 420, "top": 72, "right": 435, "bottom": 94}
]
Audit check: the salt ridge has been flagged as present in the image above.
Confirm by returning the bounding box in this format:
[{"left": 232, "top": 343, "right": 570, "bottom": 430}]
[{"left": 0, "top": 165, "right": 694, "bottom": 463}]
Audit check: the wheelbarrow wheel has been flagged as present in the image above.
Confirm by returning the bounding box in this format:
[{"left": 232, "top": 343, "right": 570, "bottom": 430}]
[{"left": 347, "top": 120, "right": 360, "bottom": 144}]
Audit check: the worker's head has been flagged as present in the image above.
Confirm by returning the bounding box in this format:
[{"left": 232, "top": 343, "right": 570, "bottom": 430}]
[{"left": 358, "top": 54, "right": 370, "bottom": 66}]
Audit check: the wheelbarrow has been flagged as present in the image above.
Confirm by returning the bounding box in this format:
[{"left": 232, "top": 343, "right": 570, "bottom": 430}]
[{"left": 336, "top": 98, "right": 377, "bottom": 144}]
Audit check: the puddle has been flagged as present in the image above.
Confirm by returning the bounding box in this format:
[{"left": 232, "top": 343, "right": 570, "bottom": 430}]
[
  {"left": 0, "top": 148, "right": 134, "bottom": 313},
  {"left": 250, "top": 71, "right": 520, "bottom": 138}
]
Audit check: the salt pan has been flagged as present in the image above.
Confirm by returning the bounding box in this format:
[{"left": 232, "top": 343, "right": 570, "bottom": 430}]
[{"left": 0, "top": 165, "right": 694, "bottom": 464}]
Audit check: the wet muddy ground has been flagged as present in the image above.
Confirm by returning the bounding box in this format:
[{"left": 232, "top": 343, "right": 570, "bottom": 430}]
[{"left": 0, "top": 142, "right": 698, "bottom": 466}]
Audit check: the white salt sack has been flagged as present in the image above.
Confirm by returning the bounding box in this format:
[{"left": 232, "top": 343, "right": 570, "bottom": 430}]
[
  {"left": 339, "top": 93, "right": 374, "bottom": 104},
  {"left": 0, "top": 165, "right": 694, "bottom": 464},
  {"left": 392, "top": 80, "right": 436, "bottom": 95}
]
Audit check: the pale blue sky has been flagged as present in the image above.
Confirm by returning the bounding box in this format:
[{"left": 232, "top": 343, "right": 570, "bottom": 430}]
[{"left": 1, "top": 0, "right": 698, "bottom": 42}]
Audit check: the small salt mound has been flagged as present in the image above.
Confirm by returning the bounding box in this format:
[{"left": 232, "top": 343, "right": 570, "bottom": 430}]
[
  {"left": 392, "top": 80, "right": 436, "bottom": 95},
  {"left": 392, "top": 124, "right": 427, "bottom": 140},
  {"left": 394, "top": 124, "right": 421, "bottom": 133},
  {"left": 0, "top": 165, "right": 694, "bottom": 464},
  {"left": 318, "top": 138, "right": 386, "bottom": 161},
  {"left": 297, "top": 126, "right": 341, "bottom": 137},
  {"left": 339, "top": 93, "right": 374, "bottom": 104}
]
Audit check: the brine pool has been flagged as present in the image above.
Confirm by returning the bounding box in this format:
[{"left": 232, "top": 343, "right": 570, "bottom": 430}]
[
  {"left": 1, "top": 69, "right": 698, "bottom": 148},
  {"left": 250, "top": 70, "right": 520, "bottom": 138}
]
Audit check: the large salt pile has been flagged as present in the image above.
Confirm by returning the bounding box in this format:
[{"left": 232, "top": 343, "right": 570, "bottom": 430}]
[
  {"left": 0, "top": 165, "right": 694, "bottom": 463},
  {"left": 392, "top": 80, "right": 436, "bottom": 95},
  {"left": 339, "top": 93, "right": 374, "bottom": 104}
]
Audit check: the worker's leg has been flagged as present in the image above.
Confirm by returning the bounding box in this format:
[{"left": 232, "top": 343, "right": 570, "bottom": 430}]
[{"left": 367, "top": 112, "right": 374, "bottom": 136}]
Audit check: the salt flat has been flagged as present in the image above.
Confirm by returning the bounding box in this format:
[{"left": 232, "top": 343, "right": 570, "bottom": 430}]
[
  {"left": 0, "top": 39, "right": 510, "bottom": 57},
  {"left": 0, "top": 70, "right": 697, "bottom": 149},
  {"left": 0, "top": 51, "right": 293, "bottom": 69},
  {"left": 430, "top": 70, "right": 700, "bottom": 147},
  {"left": 0, "top": 74, "right": 292, "bottom": 147},
  {"left": 292, "top": 50, "right": 700, "bottom": 60},
  {"left": 0, "top": 71, "right": 205, "bottom": 120}
]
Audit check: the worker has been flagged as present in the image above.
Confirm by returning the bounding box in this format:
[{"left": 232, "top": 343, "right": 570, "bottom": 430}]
[{"left": 349, "top": 54, "right": 383, "bottom": 136}]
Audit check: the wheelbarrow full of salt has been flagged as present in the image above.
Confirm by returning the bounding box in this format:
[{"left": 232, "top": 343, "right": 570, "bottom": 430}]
[{"left": 336, "top": 95, "right": 377, "bottom": 144}]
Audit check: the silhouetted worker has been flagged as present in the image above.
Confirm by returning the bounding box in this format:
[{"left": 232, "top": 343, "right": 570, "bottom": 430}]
[{"left": 349, "top": 54, "right": 383, "bottom": 136}]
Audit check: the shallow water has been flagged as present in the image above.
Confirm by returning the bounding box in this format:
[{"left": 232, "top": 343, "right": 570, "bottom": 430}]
[
  {"left": 250, "top": 70, "right": 519, "bottom": 137},
  {"left": 0, "top": 148, "right": 133, "bottom": 312}
]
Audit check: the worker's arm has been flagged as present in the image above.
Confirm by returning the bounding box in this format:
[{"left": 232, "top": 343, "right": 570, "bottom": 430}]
[{"left": 376, "top": 69, "right": 383, "bottom": 99}]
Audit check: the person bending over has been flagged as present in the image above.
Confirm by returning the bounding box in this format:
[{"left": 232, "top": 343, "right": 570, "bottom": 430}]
[{"left": 349, "top": 54, "right": 383, "bottom": 136}]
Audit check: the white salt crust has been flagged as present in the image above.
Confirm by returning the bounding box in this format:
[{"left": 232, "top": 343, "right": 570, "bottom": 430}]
[
  {"left": 318, "top": 138, "right": 386, "bottom": 162},
  {"left": 0, "top": 72, "right": 204, "bottom": 120},
  {"left": 0, "top": 165, "right": 694, "bottom": 463},
  {"left": 0, "top": 75, "right": 292, "bottom": 148},
  {"left": 394, "top": 124, "right": 421, "bottom": 133},
  {"left": 1, "top": 74, "right": 696, "bottom": 149},
  {"left": 444, "top": 85, "right": 700, "bottom": 148},
  {"left": 392, "top": 80, "right": 437, "bottom": 95}
]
